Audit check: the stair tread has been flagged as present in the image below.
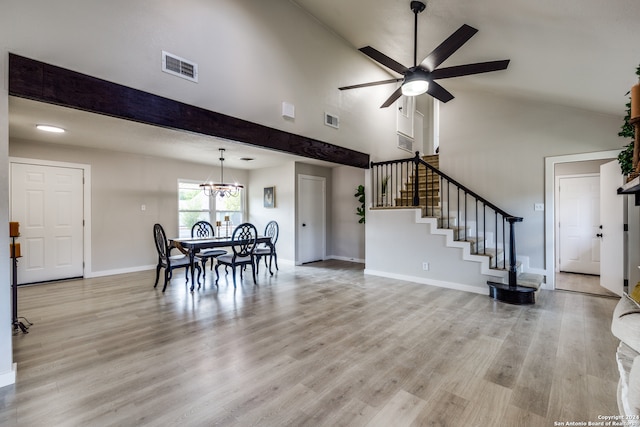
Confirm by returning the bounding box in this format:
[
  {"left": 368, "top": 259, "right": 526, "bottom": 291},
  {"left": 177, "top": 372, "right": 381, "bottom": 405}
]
[{"left": 516, "top": 273, "right": 544, "bottom": 290}]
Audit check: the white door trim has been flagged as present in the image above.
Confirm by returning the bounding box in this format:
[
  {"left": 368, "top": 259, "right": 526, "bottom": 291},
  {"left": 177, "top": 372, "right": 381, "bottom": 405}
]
[
  {"left": 544, "top": 150, "right": 619, "bottom": 289},
  {"left": 10, "top": 157, "right": 92, "bottom": 278}
]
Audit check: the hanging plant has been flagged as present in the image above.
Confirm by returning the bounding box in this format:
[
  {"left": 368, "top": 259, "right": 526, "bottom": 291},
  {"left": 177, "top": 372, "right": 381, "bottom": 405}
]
[
  {"left": 618, "top": 64, "right": 640, "bottom": 175},
  {"left": 354, "top": 185, "right": 365, "bottom": 224}
]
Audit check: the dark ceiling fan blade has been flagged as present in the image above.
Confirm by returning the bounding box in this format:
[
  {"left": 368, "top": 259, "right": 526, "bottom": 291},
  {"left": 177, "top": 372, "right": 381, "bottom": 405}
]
[
  {"left": 339, "top": 78, "right": 403, "bottom": 91},
  {"left": 427, "top": 81, "right": 454, "bottom": 103},
  {"left": 380, "top": 87, "right": 403, "bottom": 108},
  {"left": 359, "top": 46, "right": 409, "bottom": 75},
  {"left": 420, "top": 24, "right": 478, "bottom": 71},
  {"left": 429, "top": 60, "right": 510, "bottom": 80}
]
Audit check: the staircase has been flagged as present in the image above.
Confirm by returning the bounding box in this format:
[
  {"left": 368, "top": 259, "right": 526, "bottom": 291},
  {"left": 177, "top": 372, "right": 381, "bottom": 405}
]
[{"left": 370, "top": 152, "right": 543, "bottom": 304}]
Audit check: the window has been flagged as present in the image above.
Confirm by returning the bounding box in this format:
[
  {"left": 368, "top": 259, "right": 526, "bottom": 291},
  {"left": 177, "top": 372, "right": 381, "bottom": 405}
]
[{"left": 178, "top": 180, "right": 245, "bottom": 238}]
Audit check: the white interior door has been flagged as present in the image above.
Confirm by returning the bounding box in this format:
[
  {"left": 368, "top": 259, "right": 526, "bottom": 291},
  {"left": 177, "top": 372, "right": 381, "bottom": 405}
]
[
  {"left": 11, "top": 163, "right": 84, "bottom": 284},
  {"left": 297, "top": 175, "right": 325, "bottom": 264},
  {"left": 599, "top": 160, "right": 625, "bottom": 296},
  {"left": 558, "top": 175, "right": 600, "bottom": 274}
]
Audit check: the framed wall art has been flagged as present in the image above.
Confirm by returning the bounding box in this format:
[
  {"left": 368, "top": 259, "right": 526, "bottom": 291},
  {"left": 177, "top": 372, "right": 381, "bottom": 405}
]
[{"left": 264, "top": 186, "right": 275, "bottom": 208}]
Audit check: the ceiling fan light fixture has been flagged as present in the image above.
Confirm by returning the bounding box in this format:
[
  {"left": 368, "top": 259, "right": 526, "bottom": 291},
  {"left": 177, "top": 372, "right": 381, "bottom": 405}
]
[
  {"left": 401, "top": 69, "right": 430, "bottom": 96},
  {"left": 401, "top": 79, "right": 429, "bottom": 96}
]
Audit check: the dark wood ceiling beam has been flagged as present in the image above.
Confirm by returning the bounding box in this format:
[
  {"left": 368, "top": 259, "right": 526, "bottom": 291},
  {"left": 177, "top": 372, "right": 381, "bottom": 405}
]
[{"left": 8, "top": 53, "right": 370, "bottom": 169}]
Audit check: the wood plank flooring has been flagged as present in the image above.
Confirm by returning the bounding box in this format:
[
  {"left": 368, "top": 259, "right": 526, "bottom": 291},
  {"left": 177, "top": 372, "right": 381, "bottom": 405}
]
[
  {"left": 0, "top": 260, "right": 621, "bottom": 426},
  {"left": 555, "top": 272, "right": 618, "bottom": 297}
]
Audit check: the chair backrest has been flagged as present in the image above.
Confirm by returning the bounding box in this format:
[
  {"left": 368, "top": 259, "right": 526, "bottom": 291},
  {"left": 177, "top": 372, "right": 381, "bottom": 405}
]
[
  {"left": 231, "top": 223, "right": 258, "bottom": 257},
  {"left": 153, "top": 223, "right": 168, "bottom": 261},
  {"left": 191, "top": 220, "right": 214, "bottom": 238},
  {"left": 264, "top": 220, "right": 279, "bottom": 245}
]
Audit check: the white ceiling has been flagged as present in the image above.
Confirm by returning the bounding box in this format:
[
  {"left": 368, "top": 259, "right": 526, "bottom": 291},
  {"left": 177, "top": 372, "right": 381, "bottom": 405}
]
[
  {"left": 9, "top": 0, "right": 640, "bottom": 167},
  {"left": 294, "top": 0, "right": 640, "bottom": 115}
]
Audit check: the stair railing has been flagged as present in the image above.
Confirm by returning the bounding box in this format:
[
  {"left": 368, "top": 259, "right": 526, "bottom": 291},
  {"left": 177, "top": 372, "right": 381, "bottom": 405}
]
[{"left": 371, "top": 152, "right": 523, "bottom": 285}]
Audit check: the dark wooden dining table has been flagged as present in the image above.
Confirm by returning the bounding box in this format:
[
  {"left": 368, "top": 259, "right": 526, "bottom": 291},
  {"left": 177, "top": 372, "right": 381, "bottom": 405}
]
[{"left": 170, "top": 236, "right": 272, "bottom": 290}]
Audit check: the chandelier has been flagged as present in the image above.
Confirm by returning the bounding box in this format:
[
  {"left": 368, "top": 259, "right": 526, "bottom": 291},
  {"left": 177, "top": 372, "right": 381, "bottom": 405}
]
[{"left": 200, "top": 148, "right": 244, "bottom": 198}]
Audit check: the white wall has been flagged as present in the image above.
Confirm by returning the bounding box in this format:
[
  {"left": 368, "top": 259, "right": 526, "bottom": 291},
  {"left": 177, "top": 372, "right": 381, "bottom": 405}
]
[
  {"left": 248, "top": 162, "right": 296, "bottom": 264},
  {"left": 330, "top": 166, "right": 365, "bottom": 262},
  {"left": 366, "top": 209, "right": 502, "bottom": 293},
  {"left": 439, "top": 88, "right": 622, "bottom": 270}
]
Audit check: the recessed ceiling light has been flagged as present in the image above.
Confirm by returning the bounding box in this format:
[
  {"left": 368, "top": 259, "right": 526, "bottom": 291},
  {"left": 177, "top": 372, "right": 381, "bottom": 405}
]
[{"left": 36, "top": 124, "right": 65, "bottom": 133}]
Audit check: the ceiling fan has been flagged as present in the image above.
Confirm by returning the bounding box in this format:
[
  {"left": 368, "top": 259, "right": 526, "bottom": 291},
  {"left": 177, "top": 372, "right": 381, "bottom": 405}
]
[{"left": 338, "top": 1, "right": 510, "bottom": 108}]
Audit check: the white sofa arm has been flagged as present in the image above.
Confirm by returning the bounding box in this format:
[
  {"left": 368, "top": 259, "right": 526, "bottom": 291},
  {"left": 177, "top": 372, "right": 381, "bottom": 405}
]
[{"left": 612, "top": 296, "right": 640, "bottom": 354}]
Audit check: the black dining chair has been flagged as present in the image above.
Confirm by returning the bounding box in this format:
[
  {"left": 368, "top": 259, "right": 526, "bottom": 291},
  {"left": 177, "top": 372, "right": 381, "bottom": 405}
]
[
  {"left": 191, "top": 220, "right": 227, "bottom": 276},
  {"left": 153, "top": 223, "right": 201, "bottom": 292},
  {"left": 215, "top": 222, "right": 258, "bottom": 288},
  {"left": 255, "top": 220, "right": 279, "bottom": 275}
]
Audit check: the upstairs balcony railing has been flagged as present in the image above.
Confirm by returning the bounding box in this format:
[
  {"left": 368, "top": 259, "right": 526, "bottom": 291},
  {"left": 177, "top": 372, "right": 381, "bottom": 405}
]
[{"left": 371, "top": 152, "right": 523, "bottom": 286}]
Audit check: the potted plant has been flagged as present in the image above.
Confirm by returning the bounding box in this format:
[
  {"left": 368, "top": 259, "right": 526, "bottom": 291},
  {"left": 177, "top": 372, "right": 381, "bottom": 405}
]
[
  {"left": 354, "top": 185, "right": 365, "bottom": 224},
  {"left": 618, "top": 64, "right": 640, "bottom": 178}
]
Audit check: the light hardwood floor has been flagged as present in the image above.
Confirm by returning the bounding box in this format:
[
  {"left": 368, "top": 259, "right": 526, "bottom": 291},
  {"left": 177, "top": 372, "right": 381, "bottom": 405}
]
[
  {"left": 1, "top": 260, "right": 621, "bottom": 426},
  {"left": 555, "top": 272, "right": 619, "bottom": 297}
]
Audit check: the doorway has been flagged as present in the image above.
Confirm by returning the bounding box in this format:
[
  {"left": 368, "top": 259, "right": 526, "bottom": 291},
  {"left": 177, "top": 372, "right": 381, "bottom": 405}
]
[
  {"left": 545, "top": 151, "right": 620, "bottom": 295},
  {"left": 297, "top": 174, "right": 326, "bottom": 264},
  {"left": 557, "top": 174, "right": 600, "bottom": 275},
  {"left": 10, "top": 158, "right": 92, "bottom": 284}
]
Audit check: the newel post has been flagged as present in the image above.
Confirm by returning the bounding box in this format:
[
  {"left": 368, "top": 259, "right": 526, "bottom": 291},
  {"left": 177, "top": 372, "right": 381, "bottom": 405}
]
[{"left": 413, "top": 151, "right": 421, "bottom": 207}]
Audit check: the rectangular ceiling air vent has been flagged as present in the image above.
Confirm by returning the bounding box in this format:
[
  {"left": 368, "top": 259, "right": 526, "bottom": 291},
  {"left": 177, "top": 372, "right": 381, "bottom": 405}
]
[
  {"left": 397, "top": 132, "right": 413, "bottom": 153},
  {"left": 324, "top": 112, "right": 339, "bottom": 129},
  {"left": 162, "top": 51, "right": 198, "bottom": 82}
]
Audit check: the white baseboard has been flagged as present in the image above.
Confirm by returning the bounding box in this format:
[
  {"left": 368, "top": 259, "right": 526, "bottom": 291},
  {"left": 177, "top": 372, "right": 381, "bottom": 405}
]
[
  {"left": 364, "top": 269, "right": 487, "bottom": 295},
  {"left": 0, "top": 363, "right": 17, "bottom": 388}
]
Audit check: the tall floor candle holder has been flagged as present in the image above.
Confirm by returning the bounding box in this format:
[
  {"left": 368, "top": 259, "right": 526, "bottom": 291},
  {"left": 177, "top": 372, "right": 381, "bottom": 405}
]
[{"left": 10, "top": 222, "right": 31, "bottom": 334}]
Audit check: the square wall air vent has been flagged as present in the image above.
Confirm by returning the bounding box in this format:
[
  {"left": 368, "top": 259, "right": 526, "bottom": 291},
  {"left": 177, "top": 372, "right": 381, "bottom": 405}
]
[
  {"left": 324, "top": 112, "right": 339, "bottom": 129},
  {"left": 162, "top": 51, "right": 198, "bottom": 82},
  {"left": 397, "top": 133, "right": 413, "bottom": 153}
]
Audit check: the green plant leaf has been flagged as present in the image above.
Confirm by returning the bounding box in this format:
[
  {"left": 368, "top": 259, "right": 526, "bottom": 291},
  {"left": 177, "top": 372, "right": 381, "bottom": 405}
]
[{"left": 354, "top": 185, "right": 365, "bottom": 224}]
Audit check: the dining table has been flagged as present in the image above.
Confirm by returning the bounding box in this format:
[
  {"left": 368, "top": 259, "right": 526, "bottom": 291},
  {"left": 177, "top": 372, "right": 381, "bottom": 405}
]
[{"left": 170, "top": 235, "right": 272, "bottom": 290}]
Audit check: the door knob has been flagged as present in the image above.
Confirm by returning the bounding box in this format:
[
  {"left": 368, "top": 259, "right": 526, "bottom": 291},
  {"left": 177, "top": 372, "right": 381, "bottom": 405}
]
[
  {"left": 302, "top": 223, "right": 306, "bottom": 227},
  {"left": 596, "top": 233, "right": 603, "bottom": 238}
]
